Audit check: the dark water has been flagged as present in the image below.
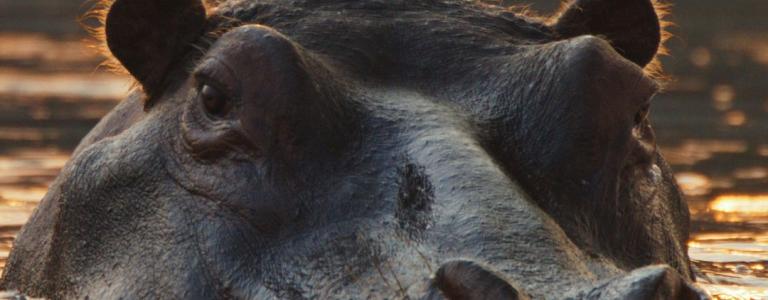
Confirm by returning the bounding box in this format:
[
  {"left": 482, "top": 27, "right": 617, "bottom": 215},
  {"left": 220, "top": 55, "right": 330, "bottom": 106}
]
[{"left": 0, "top": 0, "right": 767, "bottom": 298}]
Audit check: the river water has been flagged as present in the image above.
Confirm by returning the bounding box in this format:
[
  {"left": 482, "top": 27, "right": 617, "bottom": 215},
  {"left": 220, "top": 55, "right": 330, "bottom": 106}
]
[{"left": 1, "top": 0, "right": 767, "bottom": 299}]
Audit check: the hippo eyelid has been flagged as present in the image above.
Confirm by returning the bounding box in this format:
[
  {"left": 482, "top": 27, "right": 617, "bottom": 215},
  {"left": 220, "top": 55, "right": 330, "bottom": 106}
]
[
  {"left": 193, "top": 72, "right": 239, "bottom": 106},
  {"left": 192, "top": 57, "right": 241, "bottom": 101}
]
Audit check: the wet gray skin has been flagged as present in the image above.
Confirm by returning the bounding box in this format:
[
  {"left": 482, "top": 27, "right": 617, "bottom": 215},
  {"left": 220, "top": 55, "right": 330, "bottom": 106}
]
[{"left": 1, "top": 0, "right": 708, "bottom": 299}]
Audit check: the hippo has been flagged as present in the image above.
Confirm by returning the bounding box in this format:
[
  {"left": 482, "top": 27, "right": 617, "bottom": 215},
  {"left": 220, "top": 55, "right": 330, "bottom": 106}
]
[{"left": 1, "top": 0, "right": 707, "bottom": 298}]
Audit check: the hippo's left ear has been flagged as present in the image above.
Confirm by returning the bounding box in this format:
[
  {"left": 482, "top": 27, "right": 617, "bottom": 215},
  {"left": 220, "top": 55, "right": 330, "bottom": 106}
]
[
  {"left": 551, "top": 0, "right": 662, "bottom": 67},
  {"left": 106, "top": 0, "right": 207, "bottom": 97}
]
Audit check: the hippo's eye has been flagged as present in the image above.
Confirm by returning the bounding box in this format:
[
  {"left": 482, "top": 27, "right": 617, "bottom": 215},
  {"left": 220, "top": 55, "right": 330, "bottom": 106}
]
[{"left": 199, "top": 84, "right": 229, "bottom": 117}]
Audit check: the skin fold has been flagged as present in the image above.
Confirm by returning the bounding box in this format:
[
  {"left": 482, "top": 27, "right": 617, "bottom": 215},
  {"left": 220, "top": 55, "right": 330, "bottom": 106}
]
[{"left": 1, "top": 0, "right": 708, "bottom": 299}]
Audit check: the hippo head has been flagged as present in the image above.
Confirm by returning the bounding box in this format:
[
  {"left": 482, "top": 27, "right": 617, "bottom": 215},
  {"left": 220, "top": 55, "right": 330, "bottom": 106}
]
[{"left": 1, "top": 0, "right": 705, "bottom": 298}]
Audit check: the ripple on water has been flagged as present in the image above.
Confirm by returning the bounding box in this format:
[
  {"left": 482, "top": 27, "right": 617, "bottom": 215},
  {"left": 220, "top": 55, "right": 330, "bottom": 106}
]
[
  {"left": 689, "top": 194, "right": 768, "bottom": 299},
  {"left": 0, "top": 149, "right": 64, "bottom": 275},
  {"left": 690, "top": 231, "right": 768, "bottom": 299},
  {"left": 0, "top": 225, "right": 19, "bottom": 274},
  {"left": 0, "top": 148, "right": 68, "bottom": 229}
]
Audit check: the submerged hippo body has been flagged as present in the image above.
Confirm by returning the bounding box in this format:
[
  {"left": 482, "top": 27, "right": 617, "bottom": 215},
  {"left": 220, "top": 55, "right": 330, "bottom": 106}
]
[{"left": 1, "top": 0, "right": 706, "bottom": 298}]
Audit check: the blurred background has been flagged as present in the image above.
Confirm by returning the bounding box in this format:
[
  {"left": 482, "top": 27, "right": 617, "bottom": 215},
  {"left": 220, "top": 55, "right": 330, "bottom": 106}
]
[{"left": 0, "top": 0, "right": 766, "bottom": 298}]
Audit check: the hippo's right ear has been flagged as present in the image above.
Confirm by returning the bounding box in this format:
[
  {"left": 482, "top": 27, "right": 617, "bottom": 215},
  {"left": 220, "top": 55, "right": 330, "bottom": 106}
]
[
  {"left": 106, "top": 0, "right": 207, "bottom": 97},
  {"left": 551, "top": 0, "right": 663, "bottom": 67}
]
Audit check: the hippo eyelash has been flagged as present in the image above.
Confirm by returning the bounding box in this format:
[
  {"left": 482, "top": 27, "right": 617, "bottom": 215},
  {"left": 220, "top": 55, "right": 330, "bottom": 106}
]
[
  {"left": 193, "top": 74, "right": 236, "bottom": 101},
  {"left": 193, "top": 72, "right": 216, "bottom": 90}
]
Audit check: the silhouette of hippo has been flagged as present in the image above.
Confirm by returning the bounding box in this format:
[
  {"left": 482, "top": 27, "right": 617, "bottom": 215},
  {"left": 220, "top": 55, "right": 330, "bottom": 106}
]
[{"left": 1, "top": 0, "right": 708, "bottom": 298}]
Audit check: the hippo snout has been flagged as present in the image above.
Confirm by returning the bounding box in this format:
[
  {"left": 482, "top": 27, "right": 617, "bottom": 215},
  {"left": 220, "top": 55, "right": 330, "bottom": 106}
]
[{"left": 426, "top": 261, "right": 706, "bottom": 300}]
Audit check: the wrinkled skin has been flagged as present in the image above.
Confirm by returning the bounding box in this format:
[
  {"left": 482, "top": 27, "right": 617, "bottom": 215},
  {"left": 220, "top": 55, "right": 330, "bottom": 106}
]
[{"left": 1, "top": 0, "right": 707, "bottom": 299}]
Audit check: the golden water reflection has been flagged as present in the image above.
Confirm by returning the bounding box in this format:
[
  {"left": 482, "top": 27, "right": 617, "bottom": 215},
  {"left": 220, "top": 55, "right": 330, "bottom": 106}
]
[
  {"left": 712, "top": 85, "right": 736, "bottom": 105},
  {"left": 691, "top": 47, "right": 713, "bottom": 68},
  {"left": 758, "top": 145, "right": 768, "bottom": 157},
  {"left": 711, "top": 195, "right": 768, "bottom": 217},
  {"left": 690, "top": 231, "right": 768, "bottom": 299},
  {"left": 715, "top": 32, "right": 768, "bottom": 65},
  {"left": 677, "top": 172, "right": 714, "bottom": 196},
  {"left": 723, "top": 111, "right": 748, "bottom": 127},
  {"left": 662, "top": 140, "right": 748, "bottom": 166},
  {"left": 0, "top": 149, "right": 68, "bottom": 228},
  {"left": 700, "top": 284, "right": 768, "bottom": 300},
  {"left": 0, "top": 148, "right": 68, "bottom": 275},
  {"left": 689, "top": 195, "right": 768, "bottom": 298},
  {"left": 733, "top": 168, "right": 768, "bottom": 181},
  {"left": 0, "top": 34, "right": 96, "bottom": 66},
  {"left": 0, "top": 70, "right": 131, "bottom": 100}
]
